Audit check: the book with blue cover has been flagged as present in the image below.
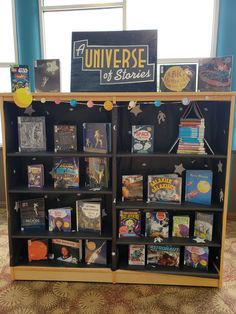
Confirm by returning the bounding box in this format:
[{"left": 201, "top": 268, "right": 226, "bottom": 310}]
[
  {"left": 10, "top": 65, "right": 30, "bottom": 92},
  {"left": 83, "top": 123, "right": 111, "bottom": 153},
  {"left": 131, "top": 125, "right": 154, "bottom": 153},
  {"left": 185, "top": 170, "right": 213, "bottom": 205}
]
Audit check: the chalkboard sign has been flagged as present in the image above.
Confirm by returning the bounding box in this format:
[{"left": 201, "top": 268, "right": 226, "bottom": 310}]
[{"left": 71, "top": 30, "right": 157, "bottom": 92}]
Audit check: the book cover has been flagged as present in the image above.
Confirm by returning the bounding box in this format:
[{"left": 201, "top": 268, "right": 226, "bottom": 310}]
[
  {"left": 131, "top": 125, "right": 154, "bottom": 153},
  {"left": 18, "top": 117, "right": 46, "bottom": 152},
  {"left": 198, "top": 56, "right": 233, "bottom": 92},
  {"left": 184, "top": 246, "right": 209, "bottom": 270},
  {"left": 34, "top": 59, "right": 60, "bottom": 92},
  {"left": 52, "top": 158, "right": 79, "bottom": 189},
  {"left": 122, "top": 175, "right": 143, "bottom": 201},
  {"left": 185, "top": 170, "right": 213, "bottom": 205},
  {"left": 19, "top": 198, "right": 45, "bottom": 231},
  {"left": 160, "top": 64, "right": 197, "bottom": 92},
  {"left": 28, "top": 239, "right": 48, "bottom": 262},
  {"left": 128, "top": 244, "right": 145, "bottom": 266},
  {"left": 194, "top": 212, "right": 213, "bottom": 241},
  {"left": 76, "top": 200, "right": 101, "bottom": 234},
  {"left": 83, "top": 123, "right": 111, "bottom": 153},
  {"left": 85, "top": 157, "right": 109, "bottom": 189},
  {"left": 147, "top": 245, "right": 180, "bottom": 267},
  {"left": 27, "top": 164, "right": 44, "bottom": 188},
  {"left": 172, "top": 216, "right": 190, "bottom": 238},
  {"left": 119, "top": 210, "right": 141, "bottom": 238},
  {"left": 147, "top": 175, "right": 182, "bottom": 203},
  {"left": 51, "top": 239, "right": 82, "bottom": 264},
  {"left": 85, "top": 240, "right": 107, "bottom": 265},
  {"left": 10, "top": 65, "right": 30, "bottom": 92},
  {"left": 145, "top": 211, "right": 169, "bottom": 238},
  {"left": 54, "top": 125, "right": 77, "bottom": 152},
  {"left": 48, "top": 208, "right": 72, "bottom": 232}
]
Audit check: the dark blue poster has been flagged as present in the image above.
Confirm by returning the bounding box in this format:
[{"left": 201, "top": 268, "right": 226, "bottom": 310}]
[{"left": 71, "top": 30, "right": 157, "bottom": 92}]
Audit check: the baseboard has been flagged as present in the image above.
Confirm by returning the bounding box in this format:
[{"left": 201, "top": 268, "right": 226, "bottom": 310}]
[{"left": 227, "top": 212, "right": 236, "bottom": 221}]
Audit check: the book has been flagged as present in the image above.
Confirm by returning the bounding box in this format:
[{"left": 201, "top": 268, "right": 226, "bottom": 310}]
[
  {"left": 184, "top": 246, "right": 209, "bottom": 270},
  {"left": 185, "top": 170, "right": 213, "bottom": 205},
  {"left": 18, "top": 116, "right": 46, "bottom": 152},
  {"left": 147, "top": 175, "right": 182, "bottom": 203},
  {"left": 145, "top": 211, "right": 169, "bottom": 238},
  {"left": 19, "top": 198, "right": 45, "bottom": 231},
  {"left": 128, "top": 244, "right": 145, "bottom": 266},
  {"left": 54, "top": 125, "right": 77, "bottom": 152},
  {"left": 160, "top": 64, "right": 197, "bottom": 92},
  {"left": 10, "top": 65, "right": 30, "bottom": 92},
  {"left": 27, "top": 164, "right": 44, "bottom": 188},
  {"left": 119, "top": 210, "right": 141, "bottom": 238},
  {"left": 48, "top": 208, "right": 72, "bottom": 232},
  {"left": 83, "top": 123, "right": 111, "bottom": 153},
  {"left": 76, "top": 199, "right": 101, "bottom": 234},
  {"left": 198, "top": 56, "right": 233, "bottom": 92},
  {"left": 122, "top": 175, "right": 143, "bottom": 201},
  {"left": 131, "top": 125, "right": 154, "bottom": 153},
  {"left": 85, "top": 157, "right": 109, "bottom": 189},
  {"left": 51, "top": 239, "right": 82, "bottom": 264},
  {"left": 172, "top": 216, "right": 190, "bottom": 238},
  {"left": 52, "top": 158, "right": 79, "bottom": 188},
  {"left": 194, "top": 212, "right": 213, "bottom": 241},
  {"left": 28, "top": 239, "right": 48, "bottom": 262},
  {"left": 34, "top": 59, "right": 60, "bottom": 92},
  {"left": 147, "top": 245, "right": 180, "bottom": 267},
  {"left": 85, "top": 240, "right": 107, "bottom": 265}
]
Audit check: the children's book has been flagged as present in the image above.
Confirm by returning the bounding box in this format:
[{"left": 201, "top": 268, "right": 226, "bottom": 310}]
[
  {"left": 85, "top": 157, "right": 109, "bottom": 189},
  {"left": 27, "top": 164, "right": 44, "bottom": 188},
  {"left": 85, "top": 240, "right": 107, "bottom": 265},
  {"left": 185, "top": 170, "right": 213, "bottom": 205},
  {"left": 194, "top": 212, "right": 213, "bottom": 241},
  {"left": 54, "top": 125, "right": 77, "bottom": 152},
  {"left": 83, "top": 123, "right": 111, "bottom": 153},
  {"left": 128, "top": 244, "right": 145, "bottom": 266},
  {"left": 28, "top": 239, "right": 48, "bottom": 262},
  {"left": 172, "top": 216, "right": 190, "bottom": 238},
  {"left": 52, "top": 158, "right": 79, "bottom": 188},
  {"left": 147, "top": 245, "right": 180, "bottom": 267},
  {"left": 48, "top": 208, "right": 72, "bottom": 232},
  {"left": 145, "top": 211, "right": 169, "bottom": 238},
  {"left": 76, "top": 199, "right": 101, "bottom": 234},
  {"left": 34, "top": 59, "right": 60, "bottom": 92},
  {"left": 131, "top": 125, "right": 154, "bottom": 153},
  {"left": 160, "top": 64, "right": 197, "bottom": 92},
  {"left": 148, "top": 174, "right": 182, "bottom": 203},
  {"left": 122, "top": 175, "right": 143, "bottom": 201},
  {"left": 51, "top": 239, "right": 82, "bottom": 264},
  {"left": 10, "top": 65, "right": 30, "bottom": 92},
  {"left": 119, "top": 210, "right": 141, "bottom": 238},
  {"left": 19, "top": 198, "right": 45, "bottom": 231},
  {"left": 184, "top": 246, "right": 209, "bottom": 270}
]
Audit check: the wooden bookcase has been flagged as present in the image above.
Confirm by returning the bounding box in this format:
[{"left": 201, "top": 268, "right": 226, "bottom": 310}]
[{"left": 0, "top": 91, "right": 235, "bottom": 287}]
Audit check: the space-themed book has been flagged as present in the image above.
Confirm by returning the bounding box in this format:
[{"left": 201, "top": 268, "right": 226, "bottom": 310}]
[
  {"left": 184, "top": 246, "right": 209, "bottom": 270},
  {"left": 145, "top": 211, "right": 169, "bottom": 238},
  {"left": 51, "top": 239, "right": 82, "bottom": 264},
  {"left": 76, "top": 199, "right": 101, "bottom": 234},
  {"left": 10, "top": 65, "right": 30, "bottom": 92},
  {"left": 48, "top": 208, "right": 72, "bottom": 232},
  {"left": 85, "top": 240, "right": 107, "bottom": 265},
  {"left": 122, "top": 175, "right": 143, "bottom": 201},
  {"left": 128, "top": 244, "right": 145, "bottom": 266},
  {"left": 147, "top": 174, "right": 182, "bottom": 203},
  {"left": 194, "top": 212, "right": 213, "bottom": 241},
  {"left": 27, "top": 164, "right": 44, "bottom": 188},
  {"left": 131, "top": 125, "right": 154, "bottom": 153},
  {"left": 83, "top": 123, "right": 111, "bottom": 153},
  {"left": 54, "top": 125, "right": 77, "bottom": 152},
  {"left": 119, "top": 210, "right": 141, "bottom": 238},
  {"left": 52, "top": 158, "right": 79, "bottom": 188},
  {"left": 34, "top": 59, "right": 60, "bottom": 92},
  {"left": 19, "top": 198, "right": 45, "bottom": 231},
  {"left": 28, "top": 239, "right": 48, "bottom": 262},
  {"left": 85, "top": 157, "right": 109, "bottom": 189},
  {"left": 185, "top": 170, "right": 213, "bottom": 205},
  {"left": 147, "top": 245, "right": 180, "bottom": 267},
  {"left": 172, "top": 216, "right": 190, "bottom": 238},
  {"left": 160, "top": 64, "right": 197, "bottom": 92}
]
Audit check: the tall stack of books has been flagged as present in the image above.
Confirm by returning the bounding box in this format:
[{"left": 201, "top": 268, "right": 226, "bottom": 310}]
[{"left": 177, "top": 118, "right": 206, "bottom": 154}]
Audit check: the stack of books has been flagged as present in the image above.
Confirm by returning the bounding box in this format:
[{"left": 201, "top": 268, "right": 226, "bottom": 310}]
[{"left": 177, "top": 118, "right": 206, "bottom": 154}]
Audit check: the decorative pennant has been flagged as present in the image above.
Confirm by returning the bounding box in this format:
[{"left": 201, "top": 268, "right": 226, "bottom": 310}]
[
  {"left": 174, "top": 163, "right": 185, "bottom": 175},
  {"left": 130, "top": 104, "right": 142, "bottom": 117},
  {"left": 157, "top": 110, "right": 166, "bottom": 124}
]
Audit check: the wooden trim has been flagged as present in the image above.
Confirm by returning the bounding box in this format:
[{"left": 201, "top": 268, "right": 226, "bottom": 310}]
[{"left": 227, "top": 212, "right": 236, "bottom": 221}]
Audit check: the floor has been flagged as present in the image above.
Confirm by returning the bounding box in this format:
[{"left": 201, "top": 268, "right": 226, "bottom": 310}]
[{"left": 0, "top": 209, "right": 236, "bottom": 314}]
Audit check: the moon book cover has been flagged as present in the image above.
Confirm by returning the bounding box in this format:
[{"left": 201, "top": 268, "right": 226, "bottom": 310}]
[
  {"left": 185, "top": 170, "right": 213, "bottom": 205},
  {"left": 131, "top": 125, "right": 154, "bottom": 153}
]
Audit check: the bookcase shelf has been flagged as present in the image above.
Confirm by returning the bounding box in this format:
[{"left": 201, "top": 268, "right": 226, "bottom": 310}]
[{"left": 1, "top": 92, "right": 234, "bottom": 287}]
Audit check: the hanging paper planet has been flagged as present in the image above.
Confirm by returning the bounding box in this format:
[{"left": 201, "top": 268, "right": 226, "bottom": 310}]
[
  {"left": 87, "top": 100, "right": 94, "bottom": 108},
  {"left": 182, "top": 97, "right": 190, "bottom": 106},
  {"left": 41, "top": 97, "right": 46, "bottom": 104},
  {"left": 104, "top": 100, "right": 113, "bottom": 111},
  {"left": 70, "top": 99, "right": 78, "bottom": 107},
  {"left": 154, "top": 100, "right": 161, "bottom": 107},
  {"left": 54, "top": 98, "right": 61, "bottom": 105},
  {"left": 13, "top": 87, "right": 33, "bottom": 108}
]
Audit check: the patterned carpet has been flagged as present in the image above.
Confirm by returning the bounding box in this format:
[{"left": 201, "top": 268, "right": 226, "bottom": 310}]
[{"left": 0, "top": 209, "right": 236, "bottom": 314}]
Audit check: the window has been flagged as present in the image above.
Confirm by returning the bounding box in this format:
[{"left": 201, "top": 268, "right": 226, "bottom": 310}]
[{"left": 40, "top": 0, "right": 218, "bottom": 90}]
